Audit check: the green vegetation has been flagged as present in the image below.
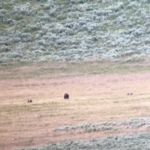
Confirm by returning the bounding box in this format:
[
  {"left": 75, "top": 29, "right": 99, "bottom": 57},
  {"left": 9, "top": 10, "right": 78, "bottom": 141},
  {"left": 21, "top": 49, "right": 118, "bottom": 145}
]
[
  {"left": 0, "top": 0, "right": 150, "bottom": 64},
  {"left": 2, "top": 3, "right": 13, "bottom": 10},
  {"left": 0, "top": 24, "right": 10, "bottom": 31},
  {"left": 0, "top": 61, "right": 150, "bottom": 80}
]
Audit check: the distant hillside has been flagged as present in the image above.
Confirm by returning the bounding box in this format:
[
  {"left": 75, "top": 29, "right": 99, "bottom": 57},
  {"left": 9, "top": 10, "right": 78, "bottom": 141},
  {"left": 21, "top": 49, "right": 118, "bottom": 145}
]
[{"left": 0, "top": 0, "right": 150, "bottom": 63}]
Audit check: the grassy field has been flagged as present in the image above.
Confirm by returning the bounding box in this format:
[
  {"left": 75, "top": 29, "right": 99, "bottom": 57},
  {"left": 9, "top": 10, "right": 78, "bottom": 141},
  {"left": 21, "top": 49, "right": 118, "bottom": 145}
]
[
  {"left": 1, "top": 0, "right": 150, "bottom": 63},
  {"left": 0, "top": 61, "right": 150, "bottom": 79},
  {"left": 0, "top": 61, "right": 150, "bottom": 150}
]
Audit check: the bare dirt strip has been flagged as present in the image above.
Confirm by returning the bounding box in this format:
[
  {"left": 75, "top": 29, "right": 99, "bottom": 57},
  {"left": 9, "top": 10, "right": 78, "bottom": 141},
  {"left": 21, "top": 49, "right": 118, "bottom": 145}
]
[{"left": 0, "top": 63, "right": 150, "bottom": 150}]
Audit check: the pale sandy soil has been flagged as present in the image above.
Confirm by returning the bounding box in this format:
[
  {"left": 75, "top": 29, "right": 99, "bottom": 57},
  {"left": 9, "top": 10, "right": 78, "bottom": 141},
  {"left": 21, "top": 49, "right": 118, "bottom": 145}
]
[{"left": 0, "top": 62, "right": 150, "bottom": 150}]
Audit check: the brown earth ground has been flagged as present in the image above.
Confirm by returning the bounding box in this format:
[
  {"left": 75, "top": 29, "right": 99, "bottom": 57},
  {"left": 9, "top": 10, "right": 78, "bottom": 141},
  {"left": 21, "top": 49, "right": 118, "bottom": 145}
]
[{"left": 0, "top": 61, "right": 150, "bottom": 150}]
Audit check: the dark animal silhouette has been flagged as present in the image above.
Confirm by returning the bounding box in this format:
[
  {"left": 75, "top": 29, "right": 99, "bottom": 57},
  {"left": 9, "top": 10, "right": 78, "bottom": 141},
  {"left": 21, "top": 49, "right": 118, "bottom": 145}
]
[
  {"left": 27, "top": 99, "right": 32, "bottom": 103},
  {"left": 127, "top": 92, "right": 133, "bottom": 96},
  {"left": 64, "top": 93, "right": 69, "bottom": 99}
]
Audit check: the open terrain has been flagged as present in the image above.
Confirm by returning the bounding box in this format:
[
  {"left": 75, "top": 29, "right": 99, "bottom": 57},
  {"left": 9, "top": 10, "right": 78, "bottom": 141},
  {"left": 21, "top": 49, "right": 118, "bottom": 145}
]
[
  {"left": 1, "top": 62, "right": 150, "bottom": 150},
  {"left": 1, "top": 0, "right": 150, "bottom": 149}
]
